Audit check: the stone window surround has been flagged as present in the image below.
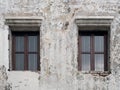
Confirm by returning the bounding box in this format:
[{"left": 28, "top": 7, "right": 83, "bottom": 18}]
[
  {"left": 75, "top": 16, "right": 114, "bottom": 76},
  {"left": 5, "top": 17, "right": 42, "bottom": 71}
]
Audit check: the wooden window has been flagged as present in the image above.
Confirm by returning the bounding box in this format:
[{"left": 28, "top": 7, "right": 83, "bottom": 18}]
[
  {"left": 78, "top": 31, "right": 108, "bottom": 71},
  {"left": 12, "top": 32, "right": 40, "bottom": 71}
]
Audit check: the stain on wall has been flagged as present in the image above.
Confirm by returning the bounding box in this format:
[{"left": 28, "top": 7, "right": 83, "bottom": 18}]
[{"left": 0, "top": 0, "right": 120, "bottom": 90}]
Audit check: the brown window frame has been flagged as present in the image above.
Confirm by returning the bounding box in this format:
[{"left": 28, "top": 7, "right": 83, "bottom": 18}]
[
  {"left": 78, "top": 31, "right": 108, "bottom": 71},
  {"left": 12, "top": 31, "right": 40, "bottom": 71}
]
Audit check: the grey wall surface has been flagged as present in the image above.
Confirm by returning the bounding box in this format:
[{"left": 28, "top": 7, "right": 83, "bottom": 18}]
[{"left": 0, "top": 0, "right": 120, "bottom": 90}]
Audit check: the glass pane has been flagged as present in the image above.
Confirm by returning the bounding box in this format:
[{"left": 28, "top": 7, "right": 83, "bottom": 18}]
[
  {"left": 28, "top": 54, "right": 37, "bottom": 70},
  {"left": 82, "top": 54, "right": 90, "bottom": 71},
  {"left": 95, "top": 54, "right": 104, "bottom": 71},
  {"left": 16, "top": 37, "right": 24, "bottom": 52},
  {"left": 28, "top": 36, "right": 38, "bottom": 52},
  {"left": 95, "top": 36, "right": 104, "bottom": 52},
  {"left": 15, "top": 54, "right": 24, "bottom": 70},
  {"left": 82, "top": 36, "right": 90, "bottom": 52}
]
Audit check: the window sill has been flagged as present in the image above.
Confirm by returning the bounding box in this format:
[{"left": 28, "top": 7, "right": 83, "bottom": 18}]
[
  {"left": 79, "top": 71, "right": 111, "bottom": 77},
  {"left": 9, "top": 70, "right": 41, "bottom": 74},
  {"left": 8, "top": 69, "right": 40, "bottom": 73}
]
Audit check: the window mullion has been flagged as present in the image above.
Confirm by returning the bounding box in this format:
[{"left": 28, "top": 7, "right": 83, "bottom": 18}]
[
  {"left": 12, "top": 35, "right": 15, "bottom": 70},
  {"left": 104, "top": 34, "right": 107, "bottom": 71},
  {"left": 26, "top": 35, "right": 28, "bottom": 70},
  {"left": 78, "top": 35, "right": 81, "bottom": 71},
  {"left": 91, "top": 34, "right": 95, "bottom": 71},
  {"left": 37, "top": 35, "right": 40, "bottom": 70},
  {"left": 24, "top": 34, "right": 28, "bottom": 70}
]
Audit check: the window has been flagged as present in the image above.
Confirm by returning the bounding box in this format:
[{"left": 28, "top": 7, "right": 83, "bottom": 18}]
[
  {"left": 78, "top": 31, "right": 108, "bottom": 71},
  {"left": 12, "top": 31, "right": 40, "bottom": 70},
  {"left": 5, "top": 17, "right": 42, "bottom": 71}
]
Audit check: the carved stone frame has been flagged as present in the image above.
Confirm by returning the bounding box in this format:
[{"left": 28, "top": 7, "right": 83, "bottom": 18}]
[
  {"left": 75, "top": 16, "right": 113, "bottom": 76},
  {"left": 5, "top": 17, "right": 42, "bottom": 71}
]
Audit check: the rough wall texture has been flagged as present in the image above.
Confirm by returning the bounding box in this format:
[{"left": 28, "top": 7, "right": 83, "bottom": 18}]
[
  {"left": 0, "top": 65, "right": 10, "bottom": 90},
  {"left": 0, "top": 0, "right": 120, "bottom": 90}
]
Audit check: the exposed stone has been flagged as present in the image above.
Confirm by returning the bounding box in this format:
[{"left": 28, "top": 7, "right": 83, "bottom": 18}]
[
  {"left": 0, "top": 65, "right": 11, "bottom": 90},
  {"left": 0, "top": 0, "right": 120, "bottom": 90}
]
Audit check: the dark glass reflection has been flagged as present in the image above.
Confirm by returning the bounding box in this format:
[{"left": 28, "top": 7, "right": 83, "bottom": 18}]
[
  {"left": 15, "top": 54, "right": 24, "bottom": 70},
  {"left": 82, "top": 54, "right": 90, "bottom": 71},
  {"left": 95, "top": 54, "right": 104, "bottom": 71},
  {"left": 82, "top": 36, "right": 90, "bottom": 52},
  {"left": 28, "top": 54, "right": 37, "bottom": 70},
  {"left": 28, "top": 36, "right": 37, "bottom": 52},
  {"left": 16, "top": 37, "right": 24, "bottom": 52},
  {"left": 95, "top": 36, "right": 104, "bottom": 52}
]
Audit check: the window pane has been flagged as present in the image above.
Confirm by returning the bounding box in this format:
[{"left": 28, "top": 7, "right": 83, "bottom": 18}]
[
  {"left": 81, "top": 36, "right": 90, "bottom": 52},
  {"left": 28, "top": 54, "right": 37, "bottom": 70},
  {"left": 95, "top": 36, "right": 104, "bottom": 52},
  {"left": 28, "top": 36, "right": 38, "bottom": 52},
  {"left": 15, "top": 37, "right": 24, "bottom": 52},
  {"left": 82, "top": 54, "right": 90, "bottom": 71},
  {"left": 95, "top": 54, "right": 104, "bottom": 71},
  {"left": 15, "top": 54, "right": 24, "bottom": 70}
]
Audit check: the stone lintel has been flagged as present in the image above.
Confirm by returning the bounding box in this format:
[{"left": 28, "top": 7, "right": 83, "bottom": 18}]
[
  {"left": 5, "top": 17, "right": 42, "bottom": 27},
  {"left": 75, "top": 16, "right": 114, "bottom": 26}
]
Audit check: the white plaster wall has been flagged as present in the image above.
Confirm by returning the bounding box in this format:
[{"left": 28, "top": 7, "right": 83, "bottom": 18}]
[
  {"left": 0, "top": 0, "right": 120, "bottom": 90},
  {"left": 0, "top": 16, "right": 9, "bottom": 70},
  {"left": 7, "top": 72, "right": 40, "bottom": 90}
]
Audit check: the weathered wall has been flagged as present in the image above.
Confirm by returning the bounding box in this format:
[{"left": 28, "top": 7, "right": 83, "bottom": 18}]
[
  {"left": 0, "top": 0, "right": 120, "bottom": 90},
  {"left": 0, "top": 65, "right": 10, "bottom": 90}
]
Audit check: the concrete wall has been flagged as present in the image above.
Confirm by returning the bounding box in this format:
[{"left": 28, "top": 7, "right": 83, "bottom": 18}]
[{"left": 0, "top": 0, "right": 120, "bottom": 90}]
